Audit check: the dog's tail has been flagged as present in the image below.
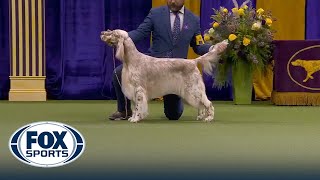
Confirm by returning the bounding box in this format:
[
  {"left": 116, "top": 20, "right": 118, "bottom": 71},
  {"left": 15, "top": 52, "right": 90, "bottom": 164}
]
[{"left": 195, "top": 40, "right": 228, "bottom": 75}]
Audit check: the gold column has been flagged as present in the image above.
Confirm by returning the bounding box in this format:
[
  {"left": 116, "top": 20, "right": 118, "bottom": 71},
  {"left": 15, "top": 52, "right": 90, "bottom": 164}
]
[{"left": 9, "top": 0, "right": 46, "bottom": 101}]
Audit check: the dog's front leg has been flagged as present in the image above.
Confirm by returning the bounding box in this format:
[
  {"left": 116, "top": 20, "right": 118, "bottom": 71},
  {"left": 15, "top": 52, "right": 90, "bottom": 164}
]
[{"left": 128, "top": 87, "right": 148, "bottom": 123}]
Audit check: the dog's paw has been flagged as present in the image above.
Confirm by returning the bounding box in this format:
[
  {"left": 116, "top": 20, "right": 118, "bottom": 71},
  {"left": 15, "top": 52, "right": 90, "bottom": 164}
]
[
  {"left": 203, "top": 116, "right": 214, "bottom": 122},
  {"left": 128, "top": 117, "right": 141, "bottom": 123},
  {"left": 196, "top": 114, "right": 205, "bottom": 121},
  {"left": 197, "top": 109, "right": 206, "bottom": 121}
]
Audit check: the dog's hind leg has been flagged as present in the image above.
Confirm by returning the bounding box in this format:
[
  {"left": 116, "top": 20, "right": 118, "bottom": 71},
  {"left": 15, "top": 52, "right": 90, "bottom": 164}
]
[
  {"left": 201, "top": 95, "right": 214, "bottom": 122},
  {"left": 183, "top": 78, "right": 214, "bottom": 122},
  {"left": 197, "top": 107, "right": 206, "bottom": 121},
  {"left": 183, "top": 90, "right": 207, "bottom": 121},
  {"left": 184, "top": 92, "right": 213, "bottom": 122},
  {"left": 128, "top": 87, "right": 148, "bottom": 123}
]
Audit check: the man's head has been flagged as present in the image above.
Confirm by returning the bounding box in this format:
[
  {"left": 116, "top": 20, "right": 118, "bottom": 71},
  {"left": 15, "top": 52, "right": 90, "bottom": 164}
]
[{"left": 167, "top": 0, "right": 185, "bottom": 12}]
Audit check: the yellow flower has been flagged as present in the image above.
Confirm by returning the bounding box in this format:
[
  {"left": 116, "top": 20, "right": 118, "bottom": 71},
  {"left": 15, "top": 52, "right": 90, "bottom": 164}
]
[
  {"left": 242, "top": 5, "right": 248, "bottom": 10},
  {"left": 243, "top": 37, "right": 251, "bottom": 46},
  {"left": 232, "top": 8, "right": 238, "bottom": 14},
  {"left": 228, "top": 34, "right": 237, "bottom": 41},
  {"left": 213, "top": 22, "right": 219, "bottom": 28},
  {"left": 223, "top": 8, "right": 228, "bottom": 13},
  {"left": 265, "top": 18, "right": 273, "bottom": 26},
  {"left": 256, "top": 8, "right": 264, "bottom": 15},
  {"left": 204, "top": 34, "right": 211, "bottom": 41},
  {"left": 238, "top": 8, "right": 245, "bottom": 16}
]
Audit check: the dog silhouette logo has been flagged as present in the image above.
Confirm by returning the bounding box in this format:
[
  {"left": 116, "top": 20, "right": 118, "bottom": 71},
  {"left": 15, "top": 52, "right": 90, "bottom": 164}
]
[
  {"left": 9, "top": 121, "right": 85, "bottom": 168},
  {"left": 287, "top": 45, "right": 320, "bottom": 90},
  {"left": 291, "top": 59, "right": 320, "bottom": 82}
]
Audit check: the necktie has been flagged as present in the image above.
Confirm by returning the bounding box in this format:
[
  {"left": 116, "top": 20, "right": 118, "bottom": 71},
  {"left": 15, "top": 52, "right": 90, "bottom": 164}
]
[{"left": 172, "top": 12, "right": 180, "bottom": 44}]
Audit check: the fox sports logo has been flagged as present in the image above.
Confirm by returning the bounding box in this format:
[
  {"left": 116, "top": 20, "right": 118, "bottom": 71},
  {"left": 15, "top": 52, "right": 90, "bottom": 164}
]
[{"left": 9, "top": 121, "right": 85, "bottom": 168}]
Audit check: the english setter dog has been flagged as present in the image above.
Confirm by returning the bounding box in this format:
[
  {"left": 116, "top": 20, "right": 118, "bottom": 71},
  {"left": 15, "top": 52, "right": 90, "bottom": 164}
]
[{"left": 101, "top": 29, "right": 228, "bottom": 123}]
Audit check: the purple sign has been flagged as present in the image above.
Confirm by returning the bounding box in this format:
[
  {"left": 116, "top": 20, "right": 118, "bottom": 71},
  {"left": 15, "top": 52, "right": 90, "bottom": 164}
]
[{"left": 273, "top": 40, "right": 320, "bottom": 92}]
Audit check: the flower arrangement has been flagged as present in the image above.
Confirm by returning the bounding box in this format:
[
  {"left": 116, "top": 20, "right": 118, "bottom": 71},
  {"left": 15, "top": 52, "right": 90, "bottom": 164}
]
[{"left": 204, "top": 0, "right": 275, "bottom": 88}]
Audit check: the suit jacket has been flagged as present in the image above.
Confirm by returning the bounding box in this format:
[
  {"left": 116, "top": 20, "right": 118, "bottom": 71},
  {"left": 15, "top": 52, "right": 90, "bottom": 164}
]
[{"left": 128, "top": 6, "right": 210, "bottom": 58}]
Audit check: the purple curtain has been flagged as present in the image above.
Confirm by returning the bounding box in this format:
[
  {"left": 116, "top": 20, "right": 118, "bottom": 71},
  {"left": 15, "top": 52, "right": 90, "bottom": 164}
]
[
  {"left": 45, "top": 0, "right": 63, "bottom": 99},
  {"left": 45, "top": 0, "right": 151, "bottom": 99},
  {"left": 200, "top": 0, "right": 256, "bottom": 100},
  {"left": 0, "top": 0, "right": 10, "bottom": 100},
  {"left": 306, "top": 0, "right": 320, "bottom": 39},
  {"left": 45, "top": 0, "right": 106, "bottom": 99}
]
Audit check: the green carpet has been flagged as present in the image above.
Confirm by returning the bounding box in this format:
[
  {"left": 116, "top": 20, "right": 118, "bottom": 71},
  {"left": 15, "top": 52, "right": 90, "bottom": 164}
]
[{"left": 1, "top": 100, "right": 320, "bottom": 173}]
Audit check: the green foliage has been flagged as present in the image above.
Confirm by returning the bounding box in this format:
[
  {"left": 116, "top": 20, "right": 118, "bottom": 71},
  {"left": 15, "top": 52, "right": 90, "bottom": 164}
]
[{"left": 204, "top": 1, "right": 275, "bottom": 88}]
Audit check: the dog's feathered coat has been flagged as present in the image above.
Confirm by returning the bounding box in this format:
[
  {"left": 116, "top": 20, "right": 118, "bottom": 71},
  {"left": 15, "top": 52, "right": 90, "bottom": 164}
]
[{"left": 101, "top": 29, "right": 228, "bottom": 123}]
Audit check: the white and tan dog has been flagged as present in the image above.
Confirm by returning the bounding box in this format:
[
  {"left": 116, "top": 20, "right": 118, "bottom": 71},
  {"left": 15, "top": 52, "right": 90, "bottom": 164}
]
[{"left": 101, "top": 29, "right": 228, "bottom": 123}]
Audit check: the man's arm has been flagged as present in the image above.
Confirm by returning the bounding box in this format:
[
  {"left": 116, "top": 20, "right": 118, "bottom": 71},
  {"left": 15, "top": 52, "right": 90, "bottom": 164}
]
[
  {"left": 128, "top": 9, "right": 154, "bottom": 43},
  {"left": 190, "top": 17, "right": 211, "bottom": 55}
]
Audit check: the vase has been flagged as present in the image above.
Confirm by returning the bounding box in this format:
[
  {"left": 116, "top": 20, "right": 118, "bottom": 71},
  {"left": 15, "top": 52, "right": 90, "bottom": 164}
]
[{"left": 232, "top": 60, "right": 253, "bottom": 105}]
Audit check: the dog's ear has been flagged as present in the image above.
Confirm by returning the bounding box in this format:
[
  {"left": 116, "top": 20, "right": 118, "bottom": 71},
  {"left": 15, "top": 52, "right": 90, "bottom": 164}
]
[{"left": 115, "top": 36, "right": 125, "bottom": 61}]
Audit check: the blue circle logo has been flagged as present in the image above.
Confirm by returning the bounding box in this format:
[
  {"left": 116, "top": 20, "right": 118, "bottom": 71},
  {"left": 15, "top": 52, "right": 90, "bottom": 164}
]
[{"left": 9, "top": 121, "right": 85, "bottom": 168}]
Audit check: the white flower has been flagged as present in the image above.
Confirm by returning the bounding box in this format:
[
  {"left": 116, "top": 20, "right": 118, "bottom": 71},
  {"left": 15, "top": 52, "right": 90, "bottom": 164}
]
[
  {"left": 251, "top": 21, "right": 262, "bottom": 31},
  {"left": 208, "top": 28, "right": 215, "bottom": 34}
]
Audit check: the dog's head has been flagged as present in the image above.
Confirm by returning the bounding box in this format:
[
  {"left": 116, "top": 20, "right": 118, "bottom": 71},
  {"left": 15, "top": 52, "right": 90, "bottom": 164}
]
[
  {"left": 101, "top": 29, "right": 129, "bottom": 61},
  {"left": 291, "top": 59, "right": 304, "bottom": 67},
  {"left": 100, "top": 29, "right": 128, "bottom": 47}
]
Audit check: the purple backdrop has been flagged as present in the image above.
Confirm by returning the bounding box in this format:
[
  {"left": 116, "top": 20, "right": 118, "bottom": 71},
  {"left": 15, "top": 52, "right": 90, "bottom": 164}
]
[
  {"left": 306, "top": 0, "right": 320, "bottom": 39},
  {"left": 103, "top": 0, "right": 151, "bottom": 99},
  {"left": 0, "top": 0, "right": 10, "bottom": 99},
  {"left": 45, "top": 0, "right": 151, "bottom": 99},
  {"left": 45, "top": 0, "right": 108, "bottom": 99}
]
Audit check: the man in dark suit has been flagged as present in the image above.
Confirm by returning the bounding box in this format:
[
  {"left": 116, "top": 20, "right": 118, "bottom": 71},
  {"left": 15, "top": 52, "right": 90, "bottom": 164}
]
[{"left": 109, "top": 0, "right": 212, "bottom": 120}]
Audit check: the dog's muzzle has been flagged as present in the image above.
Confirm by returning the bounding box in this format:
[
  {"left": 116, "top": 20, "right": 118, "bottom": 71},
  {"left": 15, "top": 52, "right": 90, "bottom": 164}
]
[{"left": 101, "top": 35, "right": 117, "bottom": 47}]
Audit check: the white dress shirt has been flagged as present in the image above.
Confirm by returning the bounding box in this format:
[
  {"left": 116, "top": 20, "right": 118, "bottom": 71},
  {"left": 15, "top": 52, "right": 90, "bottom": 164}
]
[{"left": 170, "top": 6, "right": 184, "bottom": 31}]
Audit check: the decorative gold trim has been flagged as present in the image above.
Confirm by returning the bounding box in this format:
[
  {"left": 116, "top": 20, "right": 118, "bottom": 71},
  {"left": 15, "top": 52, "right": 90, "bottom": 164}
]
[
  {"left": 32, "top": 0, "right": 36, "bottom": 76},
  {"left": 38, "top": 0, "right": 43, "bottom": 76},
  {"left": 272, "top": 91, "right": 320, "bottom": 106},
  {"left": 18, "top": 0, "right": 23, "bottom": 76},
  {"left": 10, "top": 90, "right": 46, "bottom": 92},
  {"left": 10, "top": 76, "right": 46, "bottom": 80},
  {"left": 11, "top": 0, "right": 17, "bottom": 76},
  {"left": 25, "top": 0, "right": 30, "bottom": 76}
]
